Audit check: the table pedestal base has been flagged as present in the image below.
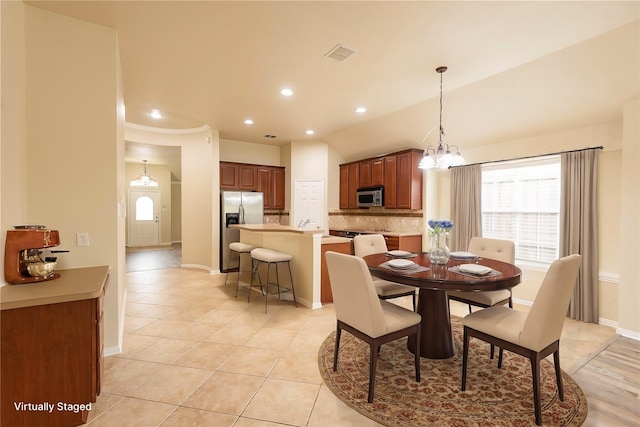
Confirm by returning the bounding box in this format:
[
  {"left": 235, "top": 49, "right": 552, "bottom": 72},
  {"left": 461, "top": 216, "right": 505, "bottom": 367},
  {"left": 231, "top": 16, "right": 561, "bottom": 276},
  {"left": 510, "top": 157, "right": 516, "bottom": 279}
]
[{"left": 408, "top": 289, "right": 455, "bottom": 359}]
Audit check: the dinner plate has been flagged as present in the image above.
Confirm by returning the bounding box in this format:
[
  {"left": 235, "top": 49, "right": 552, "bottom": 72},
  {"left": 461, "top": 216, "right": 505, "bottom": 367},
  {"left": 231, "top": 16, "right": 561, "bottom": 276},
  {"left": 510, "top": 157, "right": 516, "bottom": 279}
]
[
  {"left": 387, "top": 259, "right": 416, "bottom": 269},
  {"left": 458, "top": 264, "right": 492, "bottom": 275},
  {"left": 450, "top": 251, "right": 479, "bottom": 259},
  {"left": 387, "top": 250, "right": 413, "bottom": 258}
]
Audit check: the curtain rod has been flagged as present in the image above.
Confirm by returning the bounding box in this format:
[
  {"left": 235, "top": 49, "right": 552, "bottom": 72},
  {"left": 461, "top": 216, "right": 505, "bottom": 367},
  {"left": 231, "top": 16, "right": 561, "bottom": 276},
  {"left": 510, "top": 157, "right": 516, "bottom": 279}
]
[{"left": 450, "top": 145, "right": 604, "bottom": 169}]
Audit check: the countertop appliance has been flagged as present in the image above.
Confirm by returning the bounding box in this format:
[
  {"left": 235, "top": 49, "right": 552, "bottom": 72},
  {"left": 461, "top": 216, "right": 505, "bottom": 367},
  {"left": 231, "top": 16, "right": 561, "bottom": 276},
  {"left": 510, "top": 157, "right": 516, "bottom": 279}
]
[
  {"left": 356, "top": 186, "right": 384, "bottom": 208},
  {"left": 4, "top": 225, "right": 63, "bottom": 284},
  {"left": 220, "top": 191, "right": 264, "bottom": 272}
]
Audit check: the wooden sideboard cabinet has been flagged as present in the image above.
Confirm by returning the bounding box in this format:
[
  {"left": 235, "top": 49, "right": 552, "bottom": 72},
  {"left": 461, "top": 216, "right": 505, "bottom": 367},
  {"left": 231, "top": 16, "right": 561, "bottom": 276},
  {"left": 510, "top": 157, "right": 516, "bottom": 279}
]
[{"left": 1, "top": 266, "right": 109, "bottom": 427}]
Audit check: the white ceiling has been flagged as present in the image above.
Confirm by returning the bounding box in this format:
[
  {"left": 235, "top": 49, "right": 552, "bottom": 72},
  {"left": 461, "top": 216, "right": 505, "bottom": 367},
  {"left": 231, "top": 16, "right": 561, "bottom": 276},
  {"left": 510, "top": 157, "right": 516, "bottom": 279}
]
[{"left": 27, "top": 1, "right": 639, "bottom": 177}]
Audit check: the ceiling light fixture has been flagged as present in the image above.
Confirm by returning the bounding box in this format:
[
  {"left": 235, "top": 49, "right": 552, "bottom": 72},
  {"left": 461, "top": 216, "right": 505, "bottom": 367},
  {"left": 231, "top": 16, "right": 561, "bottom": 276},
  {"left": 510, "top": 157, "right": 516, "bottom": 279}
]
[
  {"left": 130, "top": 160, "right": 158, "bottom": 187},
  {"left": 149, "top": 109, "right": 162, "bottom": 119},
  {"left": 280, "top": 88, "right": 293, "bottom": 97},
  {"left": 244, "top": 119, "right": 254, "bottom": 125},
  {"left": 306, "top": 130, "right": 314, "bottom": 135},
  {"left": 418, "top": 66, "right": 466, "bottom": 170},
  {"left": 355, "top": 107, "right": 367, "bottom": 113}
]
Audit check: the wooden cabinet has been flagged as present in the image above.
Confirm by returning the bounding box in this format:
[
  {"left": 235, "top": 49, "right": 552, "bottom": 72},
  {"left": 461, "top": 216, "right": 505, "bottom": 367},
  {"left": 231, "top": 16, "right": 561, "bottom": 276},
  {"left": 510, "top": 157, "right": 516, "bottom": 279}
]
[
  {"left": 371, "top": 158, "right": 385, "bottom": 186},
  {"left": 396, "top": 150, "right": 423, "bottom": 209},
  {"left": 383, "top": 234, "right": 422, "bottom": 252},
  {"left": 220, "top": 162, "right": 239, "bottom": 189},
  {"left": 321, "top": 240, "right": 353, "bottom": 303},
  {"left": 339, "top": 165, "right": 350, "bottom": 209},
  {"left": 271, "top": 167, "right": 285, "bottom": 210},
  {"left": 220, "top": 162, "right": 285, "bottom": 210},
  {"left": 348, "top": 163, "right": 360, "bottom": 208},
  {"left": 238, "top": 164, "right": 258, "bottom": 190},
  {"left": 257, "top": 166, "right": 285, "bottom": 210},
  {"left": 1, "top": 268, "right": 108, "bottom": 427},
  {"left": 339, "top": 148, "right": 422, "bottom": 210},
  {"left": 359, "top": 160, "right": 372, "bottom": 188},
  {"left": 383, "top": 155, "right": 397, "bottom": 208}
]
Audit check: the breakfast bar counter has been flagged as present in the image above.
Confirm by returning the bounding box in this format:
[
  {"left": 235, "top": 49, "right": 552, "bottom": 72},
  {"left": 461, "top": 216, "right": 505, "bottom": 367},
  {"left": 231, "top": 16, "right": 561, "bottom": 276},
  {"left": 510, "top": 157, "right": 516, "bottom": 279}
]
[{"left": 230, "top": 224, "right": 324, "bottom": 308}]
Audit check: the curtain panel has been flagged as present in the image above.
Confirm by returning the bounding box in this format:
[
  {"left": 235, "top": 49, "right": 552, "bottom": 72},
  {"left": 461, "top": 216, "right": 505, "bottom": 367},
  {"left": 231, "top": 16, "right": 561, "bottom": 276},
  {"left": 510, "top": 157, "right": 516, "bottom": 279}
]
[
  {"left": 450, "top": 164, "right": 482, "bottom": 252},
  {"left": 561, "top": 149, "right": 599, "bottom": 323}
]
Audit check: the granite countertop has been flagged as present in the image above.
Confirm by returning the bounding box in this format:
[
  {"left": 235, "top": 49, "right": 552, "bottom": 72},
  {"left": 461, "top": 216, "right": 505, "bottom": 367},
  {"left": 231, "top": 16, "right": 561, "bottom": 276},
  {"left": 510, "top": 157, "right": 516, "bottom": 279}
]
[
  {"left": 320, "top": 236, "right": 352, "bottom": 244},
  {"left": 231, "top": 224, "right": 324, "bottom": 235},
  {"left": 330, "top": 228, "right": 422, "bottom": 237},
  {"left": 1, "top": 266, "right": 109, "bottom": 310}
]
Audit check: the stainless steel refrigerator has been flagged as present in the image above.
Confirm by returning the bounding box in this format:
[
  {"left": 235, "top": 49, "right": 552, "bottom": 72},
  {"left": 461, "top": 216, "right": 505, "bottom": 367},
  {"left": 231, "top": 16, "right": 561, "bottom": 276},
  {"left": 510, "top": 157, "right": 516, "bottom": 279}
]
[{"left": 220, "top": 191, "right": 264, "bottom": 272}]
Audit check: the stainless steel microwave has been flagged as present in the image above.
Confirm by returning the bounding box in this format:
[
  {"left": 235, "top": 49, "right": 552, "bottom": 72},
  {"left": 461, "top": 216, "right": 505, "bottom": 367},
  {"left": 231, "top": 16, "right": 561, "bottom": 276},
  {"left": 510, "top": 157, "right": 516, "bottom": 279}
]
[{"left": 357, "top": 186, "right": 384, "bottom": 207}]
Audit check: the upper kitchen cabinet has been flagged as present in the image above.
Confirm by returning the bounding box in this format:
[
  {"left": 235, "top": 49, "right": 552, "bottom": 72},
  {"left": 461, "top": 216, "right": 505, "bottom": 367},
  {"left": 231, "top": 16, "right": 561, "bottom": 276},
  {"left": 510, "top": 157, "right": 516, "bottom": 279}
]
[
  {"left": 220, "top": 162, "right": 285, "bottom": 210},
  {"left": 257, "top": 166, "right": 285, "bottom": 210},
  {"left": 395, "top": 149, "right": 423, "bottom": 209},
  {"left": 339, "top": 148, "right": 423, "bottom": 210},
  {"left": 371, "top": 158, "right": 385, "bottom": 186},
  {"left": 220, "top": 162, "right": 239, "bottom": 189},
  {"left": 238, "top": 164, "right": 258, "bottom": 190}
]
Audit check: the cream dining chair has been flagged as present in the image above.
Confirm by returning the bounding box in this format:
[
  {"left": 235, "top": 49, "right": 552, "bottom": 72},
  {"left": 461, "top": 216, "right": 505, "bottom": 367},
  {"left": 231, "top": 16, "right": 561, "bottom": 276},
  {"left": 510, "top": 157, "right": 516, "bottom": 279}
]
[
  {"left": 325, "top": 251, "right": 422, "bottom": 403},
  {"left": 448, "top": 236, "right": 515, "bottom": 311},
  {"left": 353, "top": 234, "right": 417, "bottom": 311},
  {"left": 460, "top": 254, "right": 582, "bottom": 426}
]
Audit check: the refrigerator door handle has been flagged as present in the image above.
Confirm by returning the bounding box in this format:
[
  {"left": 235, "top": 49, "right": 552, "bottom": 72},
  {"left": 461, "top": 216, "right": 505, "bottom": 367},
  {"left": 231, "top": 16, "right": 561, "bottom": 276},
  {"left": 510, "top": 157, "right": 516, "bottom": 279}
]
[{"left": 239, "top": 203, "right": 245, "bottom": 224}]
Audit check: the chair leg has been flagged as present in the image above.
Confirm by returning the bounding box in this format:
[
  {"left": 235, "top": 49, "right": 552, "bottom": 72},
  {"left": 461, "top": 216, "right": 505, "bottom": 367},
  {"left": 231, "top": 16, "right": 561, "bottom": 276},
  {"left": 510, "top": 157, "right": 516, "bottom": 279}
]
[
  {"left": 554, "top": 349, "right": 564, "bottom": 401},
  {"left": 468, "top": 304, "right": 473, "bottom": 314},
  {"left": 286, "top": 261, "right": 297, "bottom": 307},
  {"left": 412, "top": 291, "right": 417, "bottom": 312},
  {"left": 490, "top": 344, "right": 495, "bottom": 359},
  {"left": 461, "top": 328, "right": 469, "bottom": 391},
  {"left": 333, "top": 325, "right": 342, "bottom": 371},
  {"left": 224, "top": 248, "right": 234, "bottom": 286},
  {"left": 530, "top": 355, "right": 542, "bottom": 426},
  {"left": 368, "top": 342, "right": 379, "bottom": 403},
  {"left": 497, "top": 347, "right": 504, "bottom": 368},
  {"left": 414, "top": 326, "right": 421, "bottom": 382}
]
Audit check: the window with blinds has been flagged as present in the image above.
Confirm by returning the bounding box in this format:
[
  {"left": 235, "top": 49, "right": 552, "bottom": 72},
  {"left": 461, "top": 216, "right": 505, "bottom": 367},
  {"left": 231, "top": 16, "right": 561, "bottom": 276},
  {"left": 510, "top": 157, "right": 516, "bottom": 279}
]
[{"left": 481, "top": 156, "right": 561, "bottom": 264}]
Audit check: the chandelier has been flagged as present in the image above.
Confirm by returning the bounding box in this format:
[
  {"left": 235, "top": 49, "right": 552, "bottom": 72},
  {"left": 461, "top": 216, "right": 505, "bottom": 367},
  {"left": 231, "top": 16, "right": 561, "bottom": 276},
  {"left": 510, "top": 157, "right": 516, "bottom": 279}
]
[
  {"left": 418, "top": 66, "right": 466, "bottom": 170},
  {"left": 130, "top": 160, "right": 158, "bottom": 187}
]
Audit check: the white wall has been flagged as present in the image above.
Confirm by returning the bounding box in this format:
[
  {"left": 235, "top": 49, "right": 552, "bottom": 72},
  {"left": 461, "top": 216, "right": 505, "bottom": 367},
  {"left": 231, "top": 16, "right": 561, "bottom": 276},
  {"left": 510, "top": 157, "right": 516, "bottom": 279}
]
[
  {"left": 219, "top": 138, "right": 281, "bottom": 166},
  {"left": 125, "top": 124, "right": 217, "bottom": 271},
  {"left": 2, "top": 5, "right": 127, "bottom": 352}
]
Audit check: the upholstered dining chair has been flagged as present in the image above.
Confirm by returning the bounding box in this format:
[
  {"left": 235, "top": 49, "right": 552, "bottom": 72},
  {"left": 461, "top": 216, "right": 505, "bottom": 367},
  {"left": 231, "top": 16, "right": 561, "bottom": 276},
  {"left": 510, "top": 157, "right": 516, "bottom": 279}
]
[
  {"left": 353, "top": 234, "right": 417, "bottom": 311},
  {"left": 448, "top": 236, "right": 516, "bottom": 313},
  {"left": 325, "top": 251, "right": 422, "bottom": 403},
  {"left": 461, "top": 254, "right": 582, "bottom": 426}
]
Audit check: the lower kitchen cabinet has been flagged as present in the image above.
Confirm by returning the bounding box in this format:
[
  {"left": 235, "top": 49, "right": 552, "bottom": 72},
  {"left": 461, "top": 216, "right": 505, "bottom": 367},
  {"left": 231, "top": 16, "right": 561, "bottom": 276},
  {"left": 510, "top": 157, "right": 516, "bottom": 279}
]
[
  {"left": 0, "top": 267, "right": 109, "bottom": 427},
  {"left": 321, "top": 240, "right": 353, "bottom": 303},
  {"left": 384, "top": 234, "right": 422, "bottom": 252}
]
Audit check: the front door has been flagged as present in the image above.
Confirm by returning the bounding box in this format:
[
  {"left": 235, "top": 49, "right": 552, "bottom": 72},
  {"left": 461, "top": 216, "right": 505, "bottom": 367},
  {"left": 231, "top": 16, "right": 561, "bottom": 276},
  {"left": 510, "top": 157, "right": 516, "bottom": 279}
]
[{"left": 129, "top": 189, "right": 160, "bottom": 246}]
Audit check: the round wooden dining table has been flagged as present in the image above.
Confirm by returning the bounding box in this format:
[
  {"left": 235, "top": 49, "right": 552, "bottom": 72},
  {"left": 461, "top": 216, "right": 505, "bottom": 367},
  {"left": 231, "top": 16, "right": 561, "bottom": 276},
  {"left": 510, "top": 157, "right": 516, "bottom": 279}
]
[{"left": 363, "top": 253, "right": 522, "bottom": 359}]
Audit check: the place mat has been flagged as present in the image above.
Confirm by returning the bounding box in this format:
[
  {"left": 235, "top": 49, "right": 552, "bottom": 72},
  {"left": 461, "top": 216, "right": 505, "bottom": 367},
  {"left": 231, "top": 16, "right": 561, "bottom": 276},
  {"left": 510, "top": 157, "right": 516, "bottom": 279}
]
[
  {"left": 379, "top": 261, "right": 429, "bottom": 273},
  {"left": 448, "top": 265, "right": 502, "bottom": 278}
]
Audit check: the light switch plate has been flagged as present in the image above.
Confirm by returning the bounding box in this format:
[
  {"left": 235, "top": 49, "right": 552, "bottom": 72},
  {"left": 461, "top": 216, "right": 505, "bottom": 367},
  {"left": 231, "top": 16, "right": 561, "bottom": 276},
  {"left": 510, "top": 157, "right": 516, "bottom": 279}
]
[{"left": 77, "top": 232, "right": 89, "bottom": 247}]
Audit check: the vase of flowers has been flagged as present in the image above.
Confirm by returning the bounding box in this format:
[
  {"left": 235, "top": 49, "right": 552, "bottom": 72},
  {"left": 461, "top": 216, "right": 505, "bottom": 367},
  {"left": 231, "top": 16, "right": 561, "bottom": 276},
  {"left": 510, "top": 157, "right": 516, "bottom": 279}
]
[{"left": 428, "top": 220, "right": 453, "bottom": 265}]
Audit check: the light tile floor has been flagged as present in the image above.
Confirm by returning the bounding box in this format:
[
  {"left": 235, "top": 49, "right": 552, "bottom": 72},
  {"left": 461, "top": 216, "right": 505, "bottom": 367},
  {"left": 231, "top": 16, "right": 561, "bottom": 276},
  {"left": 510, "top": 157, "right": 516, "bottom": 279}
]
[{"left": 87, "top": 267, "right": 619, "bottom": 426}]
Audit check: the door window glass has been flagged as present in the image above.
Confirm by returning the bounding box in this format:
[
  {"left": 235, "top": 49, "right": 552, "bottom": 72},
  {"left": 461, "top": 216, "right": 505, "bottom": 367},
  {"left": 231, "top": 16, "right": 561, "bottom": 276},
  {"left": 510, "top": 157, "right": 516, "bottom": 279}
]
[{"left": 136, "top": 196, "right": 154, "bottom": 221}]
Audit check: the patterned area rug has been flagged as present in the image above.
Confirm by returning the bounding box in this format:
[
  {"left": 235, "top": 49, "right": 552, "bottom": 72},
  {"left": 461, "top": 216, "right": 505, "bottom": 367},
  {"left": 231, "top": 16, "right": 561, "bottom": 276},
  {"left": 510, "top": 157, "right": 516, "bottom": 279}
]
[{"left": 318, "top": 318, "right": 587, "bottom": 426}]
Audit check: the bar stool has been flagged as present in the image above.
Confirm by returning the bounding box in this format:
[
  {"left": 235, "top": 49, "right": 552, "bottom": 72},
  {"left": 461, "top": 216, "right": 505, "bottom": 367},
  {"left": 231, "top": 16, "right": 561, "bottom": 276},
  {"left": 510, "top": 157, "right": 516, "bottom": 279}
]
[
  {"left": 250, "top": 248, "right": 297, "bottom": 312},
  {"left": 224, "top": 242, "right": 257, "bottom": 298}
]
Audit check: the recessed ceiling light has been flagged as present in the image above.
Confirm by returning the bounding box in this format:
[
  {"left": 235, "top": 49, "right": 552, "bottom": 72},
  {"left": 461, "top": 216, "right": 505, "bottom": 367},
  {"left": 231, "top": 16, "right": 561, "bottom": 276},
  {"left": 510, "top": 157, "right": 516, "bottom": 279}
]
[
  {"left": 306, "top": 130, "right": 315, "bottom": 135},
  {"left": 149, "top": 109, "right": 162, "bottom": 119},
  {"left": 280, "top": 88, "right": 294, "bottom": 97},
  {"left": 244, "top": 119, "right": 254, "bottom": 125},
  {"left": 356, "top": 107, "right": 367, "bottom": 113}
]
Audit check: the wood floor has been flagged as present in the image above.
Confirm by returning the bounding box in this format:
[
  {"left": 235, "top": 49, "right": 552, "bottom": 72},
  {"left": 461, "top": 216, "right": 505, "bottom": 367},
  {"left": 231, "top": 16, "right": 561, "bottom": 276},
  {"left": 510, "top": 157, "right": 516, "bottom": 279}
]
[
  {"left": 122, "top": 248, "right": 640, "bottom": 426},
  {"left": 573, "top": 336, "right": 640, "bottom": 427}
]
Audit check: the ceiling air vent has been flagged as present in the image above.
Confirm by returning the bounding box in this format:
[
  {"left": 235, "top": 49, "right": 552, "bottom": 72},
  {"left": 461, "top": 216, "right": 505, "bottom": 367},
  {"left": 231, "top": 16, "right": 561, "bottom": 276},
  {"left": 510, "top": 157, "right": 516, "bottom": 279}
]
[
  {"left": 324, "top": 44, "right": 355, "bottom": 62},
  {"left": 264, "top": 134, "right": 277, "bottom": 139}
]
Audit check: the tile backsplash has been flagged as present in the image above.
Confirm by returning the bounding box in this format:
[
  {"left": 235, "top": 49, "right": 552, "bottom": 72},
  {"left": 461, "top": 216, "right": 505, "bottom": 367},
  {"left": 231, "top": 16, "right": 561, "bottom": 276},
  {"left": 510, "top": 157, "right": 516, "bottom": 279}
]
[{"left": 328, "top": 209, "right": 425, "bottom": 233}]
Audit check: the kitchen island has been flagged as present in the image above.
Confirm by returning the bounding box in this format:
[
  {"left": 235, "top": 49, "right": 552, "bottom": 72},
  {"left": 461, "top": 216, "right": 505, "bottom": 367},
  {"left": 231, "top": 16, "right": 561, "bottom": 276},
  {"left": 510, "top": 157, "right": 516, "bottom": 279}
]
[{"left": 230, "top": 224, "right": 326, "bottom": 308}]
